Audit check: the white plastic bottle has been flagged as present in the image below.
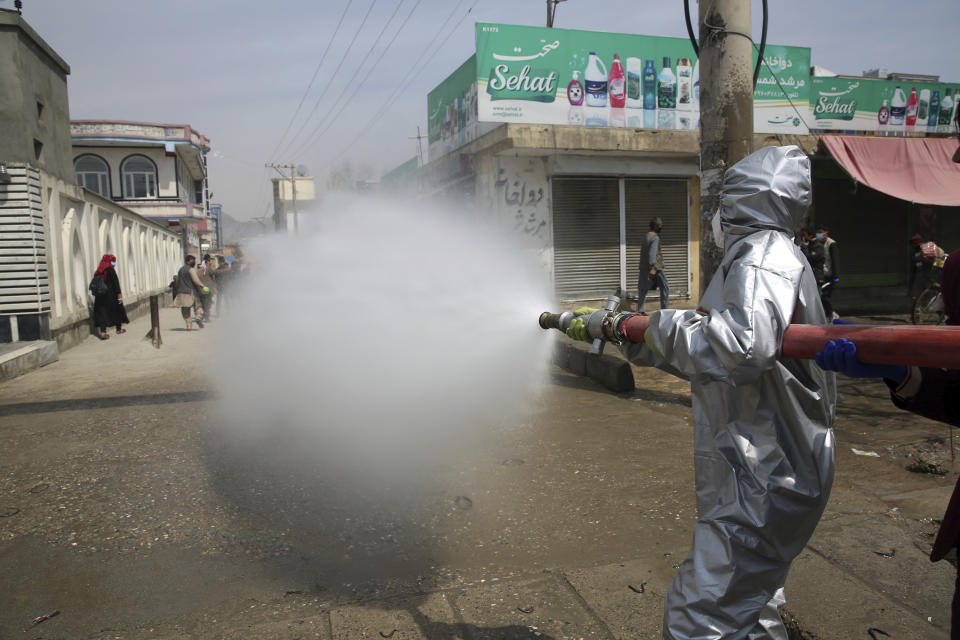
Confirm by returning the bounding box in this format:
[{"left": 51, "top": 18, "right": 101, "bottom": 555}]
[
  {"left": 953, "top": 89, "right": 960, "bottom": 132},
  {"left": 890, "top": 86, "right": 907, "bottom": 126},
  {"left": 939, "top": 89, "right": 954, "bottom": 131},
  {"left": 692, "top": 59, "right": 700, "bottom": 107},
  {"left": 584, "top": 52, "right": 609, "bottom": 108},
  {"left": 676, "top": 58, "right": 692, "bottom": 111},
  {"left": 626, "top": 57, "right": 644, "bottom": 109}
]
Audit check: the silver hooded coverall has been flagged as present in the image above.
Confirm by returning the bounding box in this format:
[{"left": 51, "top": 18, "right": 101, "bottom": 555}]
[{"left": 620, "top": 146, "right": 836, "bottom": 639}]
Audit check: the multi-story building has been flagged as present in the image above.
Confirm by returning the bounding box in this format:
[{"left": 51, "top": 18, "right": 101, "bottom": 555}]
[
  {"left": 70, "top": 121, "right": 216, "bottom": 251},
  {"left": 0, "top": 9, "right": 183, "bottom": 353}
]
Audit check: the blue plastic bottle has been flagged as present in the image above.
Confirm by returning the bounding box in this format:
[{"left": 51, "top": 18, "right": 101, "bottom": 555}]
[{"left": 642, "top": 59, "right": 657, "bottom": 110}]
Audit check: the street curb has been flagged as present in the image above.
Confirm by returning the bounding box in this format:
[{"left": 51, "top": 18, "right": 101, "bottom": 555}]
[
  {"left": 554, "top": 340, "right": 635, "bottom": 393},
  {"left": 0, "top": 340, "right": 59, "bottom": 383}
]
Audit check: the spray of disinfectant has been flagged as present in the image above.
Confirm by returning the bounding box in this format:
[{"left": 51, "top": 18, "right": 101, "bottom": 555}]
[{"left": 205, "top": 192, "right": 555, "bottom": 571}]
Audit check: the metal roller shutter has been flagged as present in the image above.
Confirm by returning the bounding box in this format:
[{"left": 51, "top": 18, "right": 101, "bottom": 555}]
[
  {"left": 552, "top": 178, "right": 621, "bottom": 300},
  {"left": 624, "top": 179, "right": 689, "bottom": 299}
]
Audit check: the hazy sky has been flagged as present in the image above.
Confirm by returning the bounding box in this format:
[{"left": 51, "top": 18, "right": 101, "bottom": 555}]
[{"left": 7, "top": 0, "right": 959, "bottom": 220}]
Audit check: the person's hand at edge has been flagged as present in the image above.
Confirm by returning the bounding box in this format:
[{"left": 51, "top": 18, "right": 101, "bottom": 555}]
[{"left": 815, "top": 338, "right": 906, "bottom": 382}]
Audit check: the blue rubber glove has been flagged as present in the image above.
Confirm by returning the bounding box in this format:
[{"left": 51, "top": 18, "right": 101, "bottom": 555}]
[
  {"left": 566, "top": 308, "right": 598, "bottom": 343},
  {"left": 815, "top": 338, "right": 906, "bottom": 382},
  {"left": 832, "top": 277, "right": 840, "bottom": 284}
]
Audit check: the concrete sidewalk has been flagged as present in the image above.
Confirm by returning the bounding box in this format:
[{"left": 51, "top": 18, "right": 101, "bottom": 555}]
[{"left": 0, "top": 308, "right": 954, "bottom": 639}]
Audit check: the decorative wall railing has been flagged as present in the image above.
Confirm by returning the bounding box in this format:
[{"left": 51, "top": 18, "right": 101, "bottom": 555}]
[{"left": 0, "top": 162, "right": 183, "bottom": 343}]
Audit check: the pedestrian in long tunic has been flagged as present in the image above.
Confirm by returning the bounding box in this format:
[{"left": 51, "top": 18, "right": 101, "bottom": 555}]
[
  {"left": 172, "top": 255, "right": 208, "bottom": 331},
  {"left": 92, "top": 254, "right": 129, "bottom": 339},
  {"left": 212, "top": 256, "right": 232, "bottom": 318},
  {"left": 198, "top": 254, "right": 218, "bottom": 322}
]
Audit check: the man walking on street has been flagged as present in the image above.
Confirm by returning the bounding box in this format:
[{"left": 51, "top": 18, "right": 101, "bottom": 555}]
[
  {"left": 172, "top": 255, "right": 208, "bottom": 331},
  {"left": 815, "top": 224, "right": 840, "bottom": 319},
  {"left": 638, "top": 217, "right": 669, "bottom": 315},
  {"left": 198, "top": 254, "right": 218, "bottom": 322}
]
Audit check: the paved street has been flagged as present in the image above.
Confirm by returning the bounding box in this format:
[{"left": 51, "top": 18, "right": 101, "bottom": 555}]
[{"left": 0, "top": 308, "right": 957, "bottom": 639}]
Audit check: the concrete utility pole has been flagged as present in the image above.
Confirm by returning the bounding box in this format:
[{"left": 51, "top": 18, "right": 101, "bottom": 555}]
[
  {"left": 546, "top": 0, "right": 567, "bottom": 27},
  {"left": 265, "top": 163, "right": 298, "bottom": 233},
  {"left": 408, "top": 126, "right": 425, "bottom": 167},
  {"left": 698, "top": 0, "right": 754, "bottom": 298}
]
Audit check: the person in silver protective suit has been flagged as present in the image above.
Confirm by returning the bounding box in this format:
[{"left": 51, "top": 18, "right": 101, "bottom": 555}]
[{"left": 619, "top": 146, "right": 836, "bottom": 639}]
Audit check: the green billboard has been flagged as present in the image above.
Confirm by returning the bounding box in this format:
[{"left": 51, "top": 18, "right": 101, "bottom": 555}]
[
  {"left": 810, "top": 76, "right": 958, "bottom": 134},
  {"left": 427, "top": 55, "right": 497, "bottom": 161},
  {"left": 475, "top": 22, "right": 811, "bottom": 135}
]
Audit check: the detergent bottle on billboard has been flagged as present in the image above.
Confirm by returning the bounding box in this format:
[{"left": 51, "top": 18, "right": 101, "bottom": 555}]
[
  {"left": 676, "top": 58, "right": 692, "bottom": 110},
  {"left": 642, "top": 59, "right": 657, "bottom": 110},
  {"left": 905, "top": 87, "right": 919, "bottom": 126},
  {"left": 609, "top": 54, "right": 626, "bottom": 108},
  {"left": 938, "top": 88, "right": 954, "bottom": 127},
  {"left": 626, "top": 57, "right": 643, "bottom": 108},
  {"left": 585, "top": 52, "right": 608, "bottom": 108},
  {"left": 567, "top": 70, "right": 584, "bottom": 106},
  {"left": 918, "top": 89, "right": 931, "bottom": 125},
  {"left": 877, "top": 99, "right": 889, "bottom": 135},
  {"left": 877, "top": 100, "right": 889, "bottom": 125},
  {"left": 953, "top": 89, "right": 960, "bottom": 130},
  {"left": 890, "top": 86, "right": 906, "bottom": 126},
  {"left": 692, "top": 59, "right": 700, "bottom": 107},
  {"left": 928, "top": 90, "right": 940, "bottom": 130},
  {"left": 657, "top": 57, "right": 677, "bottom": 110}
]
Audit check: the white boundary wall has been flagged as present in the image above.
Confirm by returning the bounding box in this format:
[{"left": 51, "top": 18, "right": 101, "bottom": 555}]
[{"left": 0, "top": 163, "right": 183, "bottom": 344}]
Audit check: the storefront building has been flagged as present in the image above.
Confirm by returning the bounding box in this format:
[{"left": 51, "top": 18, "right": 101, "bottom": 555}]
[{"left": 410, "top": 22, "right": 960, "bottom": 309}]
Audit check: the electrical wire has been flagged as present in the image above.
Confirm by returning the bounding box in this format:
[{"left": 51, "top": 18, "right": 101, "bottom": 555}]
[
  {"left": 328, "top": 0, "right": 477, "bottom": 163},
  {"left": 273, "top": 0, "right": 381, "bottom": 161},
  {"left": 293, "top": 0, "right": 470, "bottom": 160},
  {"left": 755, "top": 0, "right": 768, "bottom": 89},
  {"left": 684, "top": 0, "right": 767, "bottom": 88},
  {"left": 267, "top": 0, "right": 354, "bottom": 164},
  {"left": 683, "top": 0, "right": 698, "bottom": 58},
  {"left": 288, "top": 0, "right": 415, "bottom": 159}
]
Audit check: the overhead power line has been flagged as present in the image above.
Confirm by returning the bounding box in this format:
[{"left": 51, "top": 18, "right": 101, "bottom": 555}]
[
  {"left": 267, "top": 0, "right": 354, "bottom": 165},
  {"left": 288, "top": 0, "right": 415, "bottom": 159},
  {"left": 289, "top": 0, "right": 426, "bottom": 159},
  {"left": 273, "top": 0, "right": 381, "bottom": 161},
  {"left": 331, "top": 0, "right": 480, "bottom": 163}
]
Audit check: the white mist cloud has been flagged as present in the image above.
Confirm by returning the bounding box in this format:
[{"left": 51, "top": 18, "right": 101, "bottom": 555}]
[{"left": 210, "top": 194, "right": 554, "bottom": 493}]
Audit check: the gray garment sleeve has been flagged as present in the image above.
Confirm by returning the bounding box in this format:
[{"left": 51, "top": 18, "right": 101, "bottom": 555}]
[
  {"left": 189, "top": 267, "right": 205, "bottom": 288},
  {"left": 648, "top": 235, "right": 660, "bottom": 267},
  {"left": 621, "top": 260, "right": 797, "bottom": 384}
]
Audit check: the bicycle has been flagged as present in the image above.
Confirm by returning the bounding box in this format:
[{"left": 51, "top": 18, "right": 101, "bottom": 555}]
[
  {"left": 912, "top": 282, "right": 945, "bottom": 325},
  {"left": 912, "top": 255, "right": 947, "bottom": 325}
]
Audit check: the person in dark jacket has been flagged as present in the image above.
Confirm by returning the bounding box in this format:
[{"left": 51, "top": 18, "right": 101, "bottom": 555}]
[
  {"left": 816, "top": 247, "right": 960, "bottom": 638},
  {"left": 92, "top": 254, "right": 129, "bottom": 339},
  {"left": 799, "top": 227, "right": 825, "bottom": 277},
  {"left": 172, "top": 255, "right": 208, "bottom": 331},
  {"left": 815, "top": 224, "right": 840, "bottom": 319},
  {"left": 637, "top": 217, "right": 669, "bottom": 315}
]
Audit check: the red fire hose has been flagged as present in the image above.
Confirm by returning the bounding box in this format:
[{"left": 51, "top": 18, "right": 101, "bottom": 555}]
[{"left": 617, "top": 315, "right": 960, "bottom": 369}]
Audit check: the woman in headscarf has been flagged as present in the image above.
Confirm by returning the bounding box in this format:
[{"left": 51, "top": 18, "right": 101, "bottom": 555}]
[{"left": 92, "top": 254, "right": 129, "bottom": 339}]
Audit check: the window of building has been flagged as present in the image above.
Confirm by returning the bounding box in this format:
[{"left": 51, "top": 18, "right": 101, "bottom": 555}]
[
  {"left": 121, "top": 155, "right": 157, "bottom": 199},
  {"left": 74, "top": 154, "right": 110, "bottom": 198},
  {"left": 33, "top": 139, "right": 43, "bottom": 162},
  {"left": 194, "top": 180, "right": 203, "bottom": 204}
]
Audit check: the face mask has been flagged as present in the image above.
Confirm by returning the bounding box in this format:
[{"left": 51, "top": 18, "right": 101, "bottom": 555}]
[
  {"left": 815, "top": 233, "right": 825, "bottom": 241},
  {"left": 110, "top": 261, "right": 116, "bottom": 267},
  {"left": 711, "top": 210, "right": 724, "bottom": 249}
]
